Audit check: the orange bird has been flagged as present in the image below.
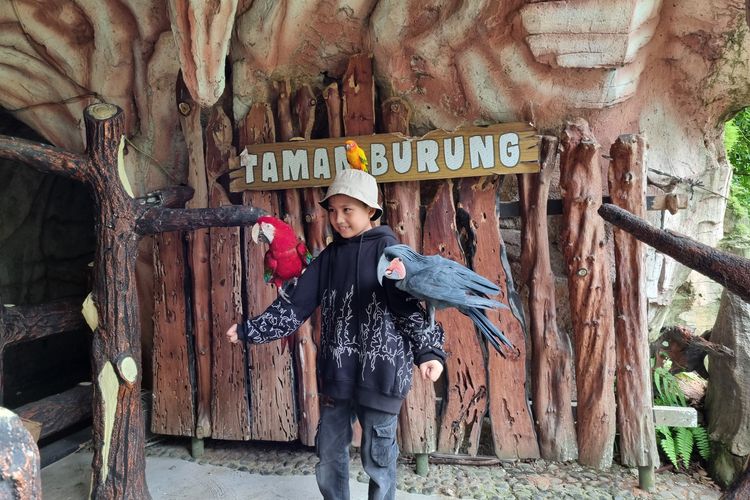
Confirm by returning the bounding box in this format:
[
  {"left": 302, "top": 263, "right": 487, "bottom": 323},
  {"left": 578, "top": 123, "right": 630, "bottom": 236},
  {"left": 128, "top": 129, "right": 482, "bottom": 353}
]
[{"left": 344, "top": 140, "right": 368, "bottom": 172}]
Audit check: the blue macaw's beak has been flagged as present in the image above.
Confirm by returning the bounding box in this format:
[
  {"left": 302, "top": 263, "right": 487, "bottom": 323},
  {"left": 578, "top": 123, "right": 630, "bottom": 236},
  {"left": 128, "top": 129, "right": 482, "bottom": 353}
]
[{"left": 376, "top": 253, "right": 389, "bottom": 286}]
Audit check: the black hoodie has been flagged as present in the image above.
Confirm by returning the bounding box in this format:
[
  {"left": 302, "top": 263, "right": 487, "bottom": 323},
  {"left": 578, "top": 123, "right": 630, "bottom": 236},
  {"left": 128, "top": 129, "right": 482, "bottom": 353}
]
[{"left": 237, "top": 225, "right": 446, "bottom": 414}]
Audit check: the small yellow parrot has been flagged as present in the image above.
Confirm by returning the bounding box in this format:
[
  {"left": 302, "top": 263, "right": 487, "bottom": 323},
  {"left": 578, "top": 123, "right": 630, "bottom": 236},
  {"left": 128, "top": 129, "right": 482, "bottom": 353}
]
[{"left": 344, "top": 140, "right": 368, "bottom": 172}]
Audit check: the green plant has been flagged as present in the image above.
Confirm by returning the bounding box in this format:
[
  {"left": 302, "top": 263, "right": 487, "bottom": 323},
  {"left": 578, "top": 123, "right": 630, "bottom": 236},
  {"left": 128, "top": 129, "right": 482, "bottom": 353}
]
[
  {"left": 651, "top": 358, "right": 712, "bottom": 469},
  {"left": 724, "top": 109, "right": 750, "bottom": 240}
]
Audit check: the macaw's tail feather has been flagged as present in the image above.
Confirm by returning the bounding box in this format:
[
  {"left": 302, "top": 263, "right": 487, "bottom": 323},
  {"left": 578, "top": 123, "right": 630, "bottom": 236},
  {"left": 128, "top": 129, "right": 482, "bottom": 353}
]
[
  {"left": 464, "top": 307, "right": 514, "bottom": 356},
  {"left": 463, "top": 294, "right": 508, "bottom": 311}
]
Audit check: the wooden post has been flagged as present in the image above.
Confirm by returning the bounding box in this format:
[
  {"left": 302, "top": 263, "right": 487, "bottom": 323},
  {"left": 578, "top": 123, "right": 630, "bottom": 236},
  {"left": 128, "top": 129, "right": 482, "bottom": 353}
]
[
  {"left": 608, "top": 135, "right": 659, "bottom": 480},
  {"left": 559, "top": 119, "right": 616, "bottom": 469},
  {"left": 207, "top": 107, "right": 250, "bottom": 440},
  {"left": 382, "top": 98, "right": 436, "bottom": 467},
  {"left": 240, "top": 103, "right": 297, "bottom": 441},
  {"left": 457, "top": 177, "right": 540, "bottom": 460},
  {"left": 425, "top": 181, "right": 488, "bottom": 456},
  {"left": 177, "top": 75, "right": 213, "bottom": 440},
  {"left": 518, "top": 137, "right": 578, "bottom": 461},
  {"left": 0, "top": 407, "right": 40, "bottom": 499}
]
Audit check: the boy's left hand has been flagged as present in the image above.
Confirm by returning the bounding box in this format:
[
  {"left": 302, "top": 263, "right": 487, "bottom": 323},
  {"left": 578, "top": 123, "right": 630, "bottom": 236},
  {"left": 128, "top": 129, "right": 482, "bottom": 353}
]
[{"left": 418, "top": 360, "right": 443, "bottom": 382}]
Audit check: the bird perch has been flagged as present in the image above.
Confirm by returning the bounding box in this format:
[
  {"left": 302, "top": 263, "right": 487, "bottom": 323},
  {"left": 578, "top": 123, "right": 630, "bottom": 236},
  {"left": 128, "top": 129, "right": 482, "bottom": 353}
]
[{"left": 598, "top": 204, "right": 750, "bottom": 303}]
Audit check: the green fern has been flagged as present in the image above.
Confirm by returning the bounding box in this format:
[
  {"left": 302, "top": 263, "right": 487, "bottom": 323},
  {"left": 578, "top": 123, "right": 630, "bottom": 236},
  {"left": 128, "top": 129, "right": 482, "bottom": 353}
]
[
  {"left": 657, "top": 426, "right": 678, "bottom": 467},
  {"left": 653, "top": 365, "right": 687, "bottom": 407},
  {"left": 652, "top": 357, "right": 712, "bottom": 469},
  {"left": 675, "top": 427, "right": 694, "bottom": 468},
  {"left": 692, "top": 427, "right": 711, "bottom": 461}
]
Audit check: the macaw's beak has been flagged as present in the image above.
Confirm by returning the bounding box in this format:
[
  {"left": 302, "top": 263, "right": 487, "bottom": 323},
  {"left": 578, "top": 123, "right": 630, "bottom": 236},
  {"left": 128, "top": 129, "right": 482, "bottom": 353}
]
[
  {"left": 376, "top": 254, "right": 389, "bottom": 286},
  {"left": 377, "top": 255, "right": 406, "bottom": 286},
  {"left": 251, "top": 223, "right": 270, "bottom": 244}
]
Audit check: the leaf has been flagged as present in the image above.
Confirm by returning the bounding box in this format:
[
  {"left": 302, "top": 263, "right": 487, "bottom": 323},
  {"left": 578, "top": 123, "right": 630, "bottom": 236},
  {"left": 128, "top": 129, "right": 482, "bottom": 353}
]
[
  {"left": 692, "top": 426, "right": 712, "bottom": 461},
  {"left": 675, "top": 427, "right": 694, "bottom": 469},
  {"left": 658, "top": 427, "right": 678, "bottom": 468}
]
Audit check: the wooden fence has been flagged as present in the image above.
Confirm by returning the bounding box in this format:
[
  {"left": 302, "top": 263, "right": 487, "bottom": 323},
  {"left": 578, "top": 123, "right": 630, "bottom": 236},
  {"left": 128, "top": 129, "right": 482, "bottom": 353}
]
[{"left": 151, "top": 54, "right": 657, "bottom": 469}]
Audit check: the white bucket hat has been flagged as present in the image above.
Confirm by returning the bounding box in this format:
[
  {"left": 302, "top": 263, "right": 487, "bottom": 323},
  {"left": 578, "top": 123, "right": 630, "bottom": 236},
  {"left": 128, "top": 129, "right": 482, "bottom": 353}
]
[{"left": 319, "top": 169, "right": 383, "bottom": 221}]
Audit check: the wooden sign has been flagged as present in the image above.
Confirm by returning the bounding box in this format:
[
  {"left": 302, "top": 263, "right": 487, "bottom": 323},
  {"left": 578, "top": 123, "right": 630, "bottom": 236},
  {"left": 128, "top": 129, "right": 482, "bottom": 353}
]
[{"left": 229, "top": 123, "right": 538, "bottom": 191}]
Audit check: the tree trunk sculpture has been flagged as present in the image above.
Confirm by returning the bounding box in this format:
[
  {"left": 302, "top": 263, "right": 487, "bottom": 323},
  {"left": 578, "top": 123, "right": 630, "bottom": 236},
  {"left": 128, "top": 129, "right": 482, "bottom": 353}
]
[{"left": 0, "top": 103, "right": 265, "bottom": 499}]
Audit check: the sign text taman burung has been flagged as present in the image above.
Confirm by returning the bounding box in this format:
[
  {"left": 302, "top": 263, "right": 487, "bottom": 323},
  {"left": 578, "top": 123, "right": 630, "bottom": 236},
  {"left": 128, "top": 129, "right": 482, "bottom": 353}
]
[{"left": 229, "top": 123, "right": 539, "bottom": 191}]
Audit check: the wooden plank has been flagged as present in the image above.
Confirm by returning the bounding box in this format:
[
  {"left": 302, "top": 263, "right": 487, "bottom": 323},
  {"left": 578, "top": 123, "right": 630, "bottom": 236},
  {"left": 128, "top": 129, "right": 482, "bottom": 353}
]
[
  {"left": 240, "top": 103, "right": 297, "bottom": 441},
  {"left": 382, "top": 98, "right": 437, "bottom": 455},
  {"left": 653, "top": 406, "right": 697, "bottom": 427},
  {"left": 457, "top": 177, "right": 539, "bottom": 460},
  {"left": 151, "top": 230, "right": 195, "bottom": 436},
  {"left": 342, "top": 53, "right": 375, "bottom": 137},
  {"left": 207, "top": 106, "right": 250, "bottom": 440},
  {"left": 609, "top": 134, "right": 659, "bottom": 468},
  {"left": 177, "top": 74, "right": 213, "bottom": 439},
  {"left": 229, "top": 124, "right": 539, "bottom": 191},
  {"left": 425, "top": 180, "right": 488, "bottom": 456},
  {"left": 518, "top": 137, "right": 577, "bottom": 461},
  {"left": 277, "top": 79, "right": 319, "bottom": 446},
  {"left": 15, "top": 383, "right": 92, "bottom": 441},
  {"left": 559, "top": 119, "right": 616, "bottom": 469},
  {"left": 282, "top": 188, "right": 319, "bottom": 447}
]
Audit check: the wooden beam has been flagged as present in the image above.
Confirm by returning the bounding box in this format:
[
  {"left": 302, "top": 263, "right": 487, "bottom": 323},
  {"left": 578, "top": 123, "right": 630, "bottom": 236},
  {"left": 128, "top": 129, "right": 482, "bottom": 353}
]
[
  {"left": 496, "top": 194, "right": 687, "bottom": 218},
  {"left": 598, "top": 203, "right": 750, "bottom": 303},
  {"left": 0, "top": 298, "right": 85, "bottom": 348},
  {"left": 14, "top": 383, "right": 92, "bottom": 441}
]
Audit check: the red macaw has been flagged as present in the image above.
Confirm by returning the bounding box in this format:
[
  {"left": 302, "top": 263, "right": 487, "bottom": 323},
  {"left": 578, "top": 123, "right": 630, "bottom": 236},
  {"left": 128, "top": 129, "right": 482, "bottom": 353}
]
[
  {"left": 251, "top": 216, "right": 313, "bottom": 301},
  {"left": 344, "top": 140, "right": 368, "bottom": 172}
]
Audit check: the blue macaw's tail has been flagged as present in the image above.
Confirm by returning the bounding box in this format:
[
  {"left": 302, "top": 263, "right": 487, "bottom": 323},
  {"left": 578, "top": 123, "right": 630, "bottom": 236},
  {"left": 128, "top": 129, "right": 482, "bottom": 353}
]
[
  {"left": 462, "top": 294, "right": 508, "bottom": 311},
  {"left": 463, "top": 307, "right": 514, "bottom": 355}
]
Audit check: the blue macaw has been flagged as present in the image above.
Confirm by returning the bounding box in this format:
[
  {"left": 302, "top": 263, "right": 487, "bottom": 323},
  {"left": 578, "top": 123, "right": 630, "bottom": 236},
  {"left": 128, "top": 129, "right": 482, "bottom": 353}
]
[{"left": 377, "top": 244, "right": 514, "bottom": 355}]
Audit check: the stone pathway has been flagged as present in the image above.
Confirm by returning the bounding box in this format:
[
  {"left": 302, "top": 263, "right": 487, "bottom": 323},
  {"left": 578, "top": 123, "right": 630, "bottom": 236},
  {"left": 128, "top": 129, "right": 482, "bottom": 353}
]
[{"left": 145, "top": 438, "right": 722, "bottom": 499}]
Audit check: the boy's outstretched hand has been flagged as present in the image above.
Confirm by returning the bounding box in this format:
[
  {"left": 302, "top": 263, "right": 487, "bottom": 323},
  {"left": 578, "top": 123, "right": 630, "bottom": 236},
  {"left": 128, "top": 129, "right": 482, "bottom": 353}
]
[
  {"left": 418, "top": 360, "right": 443, "bottom": 382},
  {"left": 226, "top": 324, "right": 239, "bottom": 344}
]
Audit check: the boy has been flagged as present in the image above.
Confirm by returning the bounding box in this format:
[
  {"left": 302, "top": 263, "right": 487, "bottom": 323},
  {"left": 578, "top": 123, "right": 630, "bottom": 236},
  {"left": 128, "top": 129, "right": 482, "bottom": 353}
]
[{"left": 226, "top": 169, "right": 446, "bottom": 500}]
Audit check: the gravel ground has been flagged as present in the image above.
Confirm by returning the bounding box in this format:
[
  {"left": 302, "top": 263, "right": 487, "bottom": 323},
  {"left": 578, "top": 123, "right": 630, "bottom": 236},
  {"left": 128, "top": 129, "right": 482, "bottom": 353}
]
[{"left": 145, "top": 438, "right": 722, "bottom": 499}]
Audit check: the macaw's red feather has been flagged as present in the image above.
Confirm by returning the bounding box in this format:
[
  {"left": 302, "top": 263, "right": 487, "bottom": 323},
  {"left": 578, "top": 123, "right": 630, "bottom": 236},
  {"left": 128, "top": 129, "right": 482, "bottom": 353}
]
[{"left": 256, "top": 215, "right": 314, "bottom": 288}]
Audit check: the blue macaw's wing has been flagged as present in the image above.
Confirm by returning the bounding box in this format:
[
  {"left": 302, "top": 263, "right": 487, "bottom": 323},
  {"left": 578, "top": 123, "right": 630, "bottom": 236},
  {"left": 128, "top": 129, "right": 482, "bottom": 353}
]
[
  {"left": 383, "top": 244, "right": 500, "bottom": 297},
  {"left": 401, "top": 266, "right": 505, "bottom": 311},
  {"left": 423, "top": 254, "right": 500, "bottom": 297}
]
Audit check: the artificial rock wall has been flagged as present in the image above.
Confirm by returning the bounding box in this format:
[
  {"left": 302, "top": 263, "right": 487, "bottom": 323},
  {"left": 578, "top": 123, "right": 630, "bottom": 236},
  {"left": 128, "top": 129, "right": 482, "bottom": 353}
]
[{"left": 1, "top": 0, "right": 748, "bottom": 330}]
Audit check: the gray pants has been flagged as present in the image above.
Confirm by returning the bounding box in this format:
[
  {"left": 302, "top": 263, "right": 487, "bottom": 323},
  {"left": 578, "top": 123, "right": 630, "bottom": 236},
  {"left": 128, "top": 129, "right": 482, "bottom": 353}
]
[{"left": 315, "top": 398, "right": 398, "bottom": 500}]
